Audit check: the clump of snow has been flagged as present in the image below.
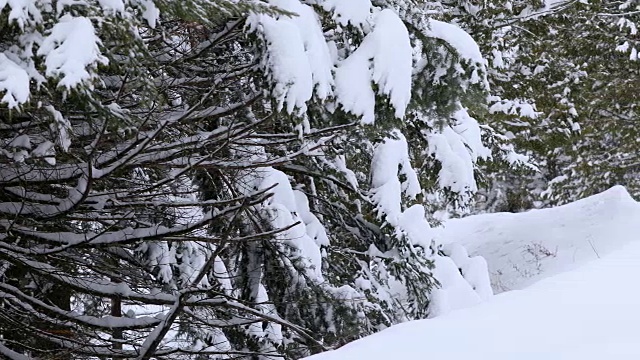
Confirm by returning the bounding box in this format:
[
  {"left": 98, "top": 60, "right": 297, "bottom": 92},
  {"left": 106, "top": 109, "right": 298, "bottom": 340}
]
[
  {"left": 441, "top": 243, "right": 492, "bottom": 300},
  {"left": 427, "top": 19, "right": 485, "bottom": 65},
  {"left": 333, "top": 154, "right": 359, "bottom": 190},
  {"left": 420, "top": 226, "right": 492, "bottom": 317},
  {"left": 32, "top": 140, "right": 56, "bottom": 165},
  {"left": 427, "top": 108, "right": 489, "bottom": 196},
  {"left": 319, "top": 0, "right": 372, "bottom": 27},
  {"left": 245, "top": 167, "right": 326, "bottom": 282},
  {"left": 198, "top": 328, "right": 232, "bottom": 357},
  {"left": 258, "top": 18, "right": 312, "bottom": 114},
  {"left": 489, "top": 97, "right": 540, "bottom": 118},
  {"left": 0, "top": 53, "right": 30, "bottom": 107},
  {"left": 248, "top": 0, "right": 333, "bottom": 114},
  {"left": 426, "top": 19, "right": 488, "bottom": 88},
  {"left": 45, "top": 105, "right": 72, "bottom": 151},
  {"left": 37, "top": 15, "right": 108, "bottom": 89},
  {"left": 438, "top": 186, "right": 640, "bottom": 292},
  {"left": 370, "top": 10, "right": 412, "bottom": 119},
  {"left": 248, "top": 283, "right": 283, "bottom": 347},
  {"left": 335, "top": 9, "right": 412, "bottom": 123},
  {"left": 451, "top": 108, "right": 491, "bottom": 161},
  {"left": 428, "top": 255, "right": 482, "bottom": 317},
  {"left": 304, "top": 238, "right": 640, "bottom": 360},
  {"left": 9, "top": 134, "right": 31, "bottom": 149},
  {"left": 368, "top": 130, "right": 492, "bottom": 315},
  {"left": 428, "top": 127, "right": 475, "bottom": 193},
  {"left": 98, "top": 0, "right": 126, "bottom": 15},
  {"left": 517, "top": 0, "right": 568, "bottom": 19},
  {"left": 370, "top": 130, "right": 420, "bottom": 225},
  {"left": 260, "top": 167, "right": 298, "bottom": 211},
  {"left": 334, "top": 42, "right": 376, "bottom": 123},
  {"left": 143, "top": 241, "right": 175, "bottom": 284},
  {"left": 294, "top": 190, "right": 330, "bottom": 247},
  {"left": 251, "top": 3, "right": 414, "bottom": 123},
  {"left": 131, "top": 0, "right": 160, "bottom": 28},
  {"left": 0, "top": 0, "right": 43, "bottom": 28},
  {"left": 396, "top": 205, "right": 431, "bottom": 245}
]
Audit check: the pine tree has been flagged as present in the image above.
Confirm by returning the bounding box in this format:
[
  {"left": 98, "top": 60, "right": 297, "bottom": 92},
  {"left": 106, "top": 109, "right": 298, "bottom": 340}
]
[
  {"left": 452, "top": 0, "right": 640, "bottom": 210},
  {"left": 0, "top": 0, "right": 497, "bottom": 359}
]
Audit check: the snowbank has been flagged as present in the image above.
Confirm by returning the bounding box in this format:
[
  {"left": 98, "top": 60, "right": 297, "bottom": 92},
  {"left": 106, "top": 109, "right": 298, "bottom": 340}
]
[
  {"left": 438, "top": 185, "right": 640, "bottom": 292},
  {"left": 305, "top": 239, "right": 640, "bottom": 360}
]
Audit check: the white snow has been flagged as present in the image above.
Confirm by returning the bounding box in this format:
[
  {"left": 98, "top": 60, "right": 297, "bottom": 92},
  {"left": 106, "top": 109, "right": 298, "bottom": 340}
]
[
  {"left": 438, "top": 185, "right": 640, "bottom": 292},
  {"left": 0, "top": 0, "right": 42, "bottom": 28},
  {"left": 32, "top": 140, "right": 56, "bottom": 165},
  {"left": 132, "top": 0, "right": 160, "bottom": 28},
  {"left": 0, "top": 53, "right": 30, "bottom": 108},
  {"left": 258, "top": 17, "right": 313, "bottom": 114},
  {"left": 396, "top": 205, "right": 431, "bottom": 246},
  {"left": 243, "top": 166, "right": 327, "bottom": 282},
  {"left": 98, "top": 0, "right": 125, "bottom": 14},
  {"left": 44, "top": 105, "right": 72, "bottom": 151},
  {"left": 427, "top": 19, "right": 485, "bottom": 65},
  {"left": 294, "top": 190, "right": 330, "bottom": 247},
  {"left": 370, "top": 130, "right": 420, "bottom": 225},
  {"left": 334, "top": 44, "right": 376, "bottom": 123},
  {"left": 251, "top": 3, "right": 414, "bottom": 123},
  {"left": 248, "top": 283, "right": 283, "bottom": 349},
  {"left": 9, "top": 134, "right": 31, "bottom": 149},
  {"left": 367, "top": 130, "right": 491, "bottom": 317},
  {"left": 427, "top": 238, "right": 492, "bottom": 317},
  {"left": 370, "top": 10, "right": 413, "bottom": 120},
  {"left": 37, "top": 15, "right": 108, "bottom": 89},
  {"left": 441, "top": 243, "right": 493, "bottom": 300},
  {"left": 335, "top": 9, "right": 413, "bottom": 123},
  {"left": 428, "top": 254, "right": 483, "bottom": 317},
  {"left": 305, "top": 238, "right": 640, "bottom": 360},
  {"left": 333, "top": 154, "right": 359, "bottom": 190},
  {"left": 304, "top": 187, "right": 640, "bottom": 360},
  {"left": 249, "top": 0, "right": 333, "bottom": 114},
  {"left": 319, "top": 0, "right": 372, "bottom": 27},
  {"left": 518, "top": 0, "right": 569, "bottom": 19},
  {"left": 427, "top": 108, "right": 488, "bottom": 196},
  {"left": 451, "top": 108, "right": 491, "bottom": 162},
  {"left": 489, "top": 97, "right": 540, "bottom": 118}
]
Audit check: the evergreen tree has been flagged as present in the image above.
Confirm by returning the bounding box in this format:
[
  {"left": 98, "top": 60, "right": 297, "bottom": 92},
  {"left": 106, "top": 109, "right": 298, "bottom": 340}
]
[
  {"left": 0, "top": 0, "right": 496, "bottom": 359},
  {"left": 446, "top": 0, "right": 640, "bottom": 211}
]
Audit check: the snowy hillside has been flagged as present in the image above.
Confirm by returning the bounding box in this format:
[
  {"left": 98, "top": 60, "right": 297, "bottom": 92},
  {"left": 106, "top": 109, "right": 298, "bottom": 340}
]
[
  {"left": 437, "top": 186, "right": 640, "bottom": 292},
  {"left": 305, "top": 239, "right": 640, "bottom": 360}
]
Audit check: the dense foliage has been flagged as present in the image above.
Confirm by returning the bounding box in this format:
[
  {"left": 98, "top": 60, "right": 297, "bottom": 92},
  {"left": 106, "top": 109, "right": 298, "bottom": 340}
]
[
  {"left": 451, "top": 0, "right": 640, "bottom": 211},
  {"left": 0, "top": 0, "right": 497, "bottom": 359}
]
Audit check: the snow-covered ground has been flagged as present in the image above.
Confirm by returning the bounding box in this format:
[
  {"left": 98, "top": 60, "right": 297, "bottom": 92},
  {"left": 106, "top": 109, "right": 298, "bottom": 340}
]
[
  {"left": 438, "top": 185, "right": 640, "bottom": 292},
  {"left": 304, "top": 186, "right": 640, "bottom": 360},
  {"left": 306, "top": 230, "right": 640, "bottom": 360}
]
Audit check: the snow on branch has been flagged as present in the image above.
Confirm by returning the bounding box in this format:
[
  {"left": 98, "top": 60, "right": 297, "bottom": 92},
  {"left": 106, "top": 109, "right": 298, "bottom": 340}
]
[
  {"left": 38, "top": 15, "right": 108, "bottom": 89},
  {"left": 335, "top": 9, "right": 413, "bottom": 124},
  {"left": 0, "top": 54, "right": 30, "bottom": 108},
  {"left": 249, "top": 0, "right": 334, "bottom": 114},
  {"left": 370, "top": 130, "right": 420, "bottom": 225}
]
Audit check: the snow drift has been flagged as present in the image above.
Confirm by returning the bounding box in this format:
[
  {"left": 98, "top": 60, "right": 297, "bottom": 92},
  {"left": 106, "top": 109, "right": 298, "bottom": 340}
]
[
  {"left": 305, "top": 238, "right": 640, "bottom": 360},
  {"left": 438, "top": 185, "right": 640, "bottom": 292}
]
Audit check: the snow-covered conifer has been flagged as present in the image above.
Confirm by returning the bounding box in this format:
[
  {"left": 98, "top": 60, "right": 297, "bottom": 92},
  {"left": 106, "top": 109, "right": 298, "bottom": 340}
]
[{"left": 0, "top": 0, "right": 498, "bottom": 358}]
